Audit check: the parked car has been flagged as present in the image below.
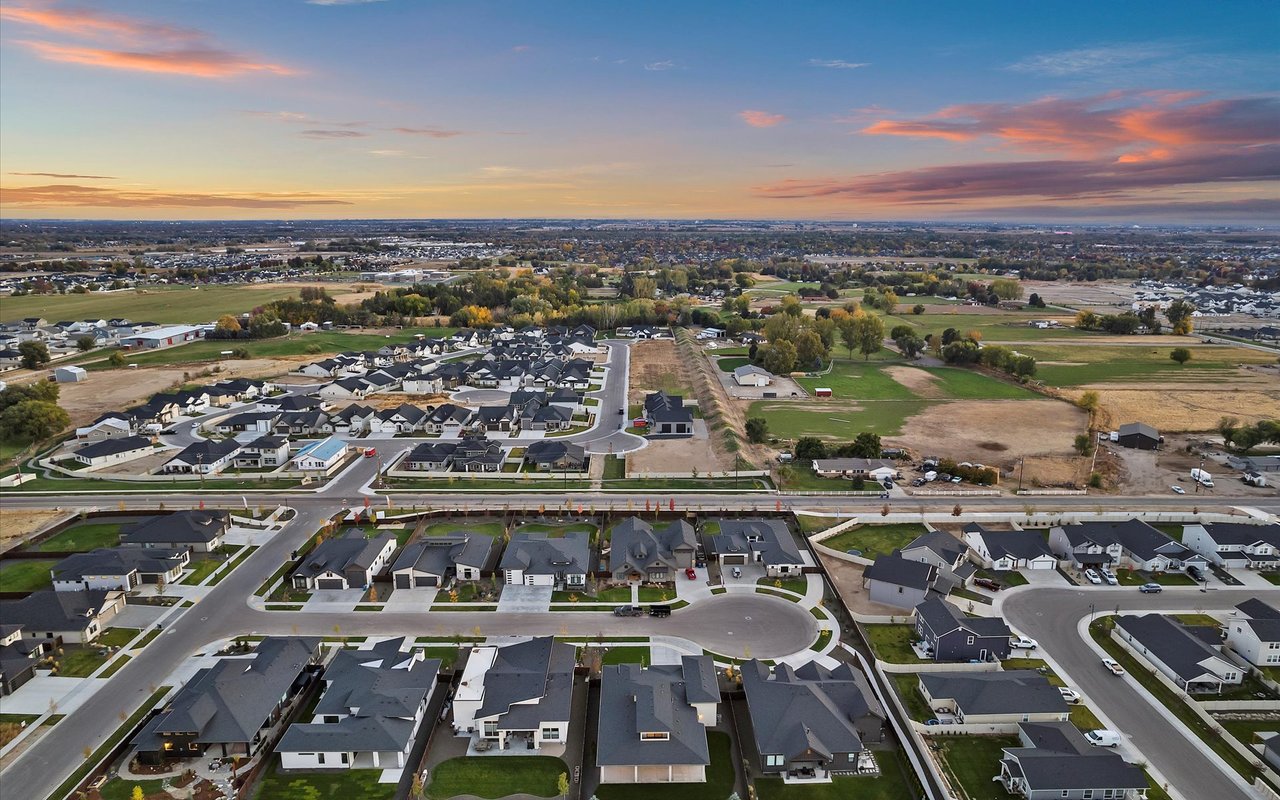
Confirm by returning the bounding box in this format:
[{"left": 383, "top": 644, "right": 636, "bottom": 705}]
[
  {"left": 613, "top": 605, "right": 644, "bottom": 617},
  {"left": 1010, "top": 636, "right": 1038, "bottom": 650},
  {"left": 1187, "top": 565, "right": 1205, "bottom": 582},
  {"left": 617, "top": 408, "right": 624, "bottom": 415},
  {"left": 973, "top": 578, "right": 1001, "bottom": 592},
  {"left": 1058, "top": 687, "right": 1081, "bottom": 704},
  {"left": 1085, "top": 730, "right": 1121, "bottom": 747},
  {"left": 1100, "top": 569, "right": 1118, "bottom": 586},
  {"left": 1171, "top": 485, "right": 1186, "bottom": 494},
  {"left": 731, "top": 567, "right": 742, "bottom": 579},
  {"left": 1101, "top": 658, "right": 1126, "bottom": 676},
  {"left": 684, "top": 567, "right": 697, "bottom": 580},
  {"left": 1139, "top": 582, "right": 1163, "bottom": 593},
  {"left": 1084, "top": 569, "right": 1103, "bottom": 585},
  {"left": 950, "top": 475, "right": 963, "bottom": 483}
]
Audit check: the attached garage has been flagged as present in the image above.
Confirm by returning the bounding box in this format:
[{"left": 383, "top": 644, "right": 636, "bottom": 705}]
[
  {"left": 415, "top": 575, "right": 438, "bottom": 587},
  {"left": 720, "top": 554, "right": 749, "bottom": 565},
  {"left": 395, "top": 574, "right": 411, "bottom": 589},
  {"left": 317, "top": 578, "right": 346, "bottom": 590}
]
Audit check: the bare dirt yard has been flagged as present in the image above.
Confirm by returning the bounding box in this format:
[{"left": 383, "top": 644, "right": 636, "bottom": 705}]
[
  {"left": 628, "top": 339, "right": 696, "bottom": 406},
  {"left": 626, "top": 433, "right": 726, "bottom": 474},
  {"left": 882, "top": 366, "right": 946, "bottom": 398},
  {"left": 894, "top": 399, "right": 1087, "bottom": 466},
  {"left": 1076, "top": 382, "right": 1280, "bottom": 433},
  {"left": 818, "top": 553, "right": 913, "bottom": 618},
  {"left": 0, "top": 509, "right": 66, "bottom": 554}
]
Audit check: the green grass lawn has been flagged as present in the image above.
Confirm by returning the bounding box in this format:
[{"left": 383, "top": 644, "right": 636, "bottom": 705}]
[
  {"left": 758, "top": 577, "right": 809, "bottom": 595},
  {"left": 420, "top": 520, "right": 505, "bottom": 537},
  {"left": 754, "top": 750, "right": 918, "bottom": 800},
  {"left": 515, "top": 522, "right": 598, "bottom": 537},
  {"left": 597, "top": 731, "right": 734, "bottom": 800},
  {"left": 920, "top": 367, "right": 1037, "bottom": 399},
  {"left": 0, "top": 284, "right": 339, "bottom": 325},
  {"left": 97, "top": 777, "right": 166, "bottom": 800},
  {"left": 0, "top": 559, "right": 56, "bottom": 592},
  {"left": 862, "top": 624, "right": 926, "bottom": 664},
  {"left": 716, "top": 356, "right": 752, "bottom": 373},
  {"left": 1219, "top": 718, "right": 1280, "bottom": 748},
  {"left": 750, "top": 399, "right": 932, "bottom": 440},
  {"left": 253, "top": 762, "right": 393, "bottom": 800},
  {"left": 601, "top": 646, "right": 651, "bottom": 666},
  {"left": 57, "top": 645, "right": 111, "bottom": 677},
  {"left": 427, "top": 756, "right": 566, "bottom": 799},
  {"left": 180, "top": 556, "right": 225, "bottom": 585},
  {"left": 30, "top": 521, "right": 123, "bottom": 551},
  {"left": 1018, "top": 343, "right": 1273, "bottom": 387},
  {"left": 796, "top": 361, "right": 918, "bottom": 400},
  {"left": 891, "top": 673, "right": 933, "bottom": 721},
  {"left": 208, "top": 545, "right": 258, "bottom": 586},
  {"left": 933, "top": 735, "right": 1020, "bottom": 800},
  {"left": 975, "top": 568, "right": 1029, "bottom": 588},
  {"left": 420, "top": 646, "right": 461, "bottom": 669},
  {"left": 819, "top": 523, "right": 928, "bottom": 558},
  {"left": 603, "top": 455, "right": 626, "bottom": 480},
  {"left": 796, "top": 515, "right": 841, "bottom": 534},
  {"left": 97, "top": 627, "right": 141, "bottom": 647}
]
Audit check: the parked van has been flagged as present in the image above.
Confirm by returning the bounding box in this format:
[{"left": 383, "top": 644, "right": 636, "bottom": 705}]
[
  {"left": 1191, "top": 468, "right": 1214, "bottom": 488},
  {"left": 924, "top": 471, "right": 938, "bottom": 482},
  {"left": 1085, "top": 730, "right": 1121, "bottom": 747}
]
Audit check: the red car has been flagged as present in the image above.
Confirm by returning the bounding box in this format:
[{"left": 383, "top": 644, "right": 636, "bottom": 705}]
[
  {"left": 685, "top": 567, "right": 697, "bottom": 580},
  {"left": 364, "top": 448, "right": 377, "bottom": 458}
]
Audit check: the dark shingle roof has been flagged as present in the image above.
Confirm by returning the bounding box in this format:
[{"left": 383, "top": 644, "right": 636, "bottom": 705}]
[
  {"left": 863, "top": 551, "right": 937, "bottom": 591},
  {"left": 741, "top": 660, "right": 878, "bottom": 761},
  {"left": 596, "top": 657, "right": 715, "bottom": 768},
  {"left": 920, "top": 671, "right": 1068, "bottom": 716}
]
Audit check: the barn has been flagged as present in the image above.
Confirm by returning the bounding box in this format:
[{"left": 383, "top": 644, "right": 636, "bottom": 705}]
[{"left": 1117, "top": 422, "right": 1160, "bottom": 451}]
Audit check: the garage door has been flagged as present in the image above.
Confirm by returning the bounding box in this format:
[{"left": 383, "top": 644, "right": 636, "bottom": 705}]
[
  {"left": 721, "top": 555, "right": 748, "bottom": 565},
  {"left": 317, "top": 578, "right": 345, "bottom": 590},
  {"left": 415, "top": 576, "right": 438, "bottom": 587},
  {"left": 395, "top": 574, "right": 411, "bottom": 589}
]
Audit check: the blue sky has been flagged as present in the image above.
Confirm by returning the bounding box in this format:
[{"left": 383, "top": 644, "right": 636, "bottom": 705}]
[{"left": 1, "top": 0, "right": 1277, "bottom": 221}]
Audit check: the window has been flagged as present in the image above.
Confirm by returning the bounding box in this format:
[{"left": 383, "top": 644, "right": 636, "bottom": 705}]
[
  {"left": 1083, "top": 791, "right": 1093, "bottom": 799},
  {"left": 1061, "top": 792, "right": 1068, "bottom": 799},
  {"left": 341, "top": 753, "right": 349, "bottom": 764},
  {"left": 765, "top": 755, "right": 784, "bottom": 767},
  {"left": 318, "top": 753, "right": 325, "bottom": 765},
  {"left": 482, "top": 721, "right": 498, "bottom": 737},
  {"left": 541, "top": 727, "right": 560, "bottom": 741},
  {"left": 967, "top": 636, "right": 975, "bottom": 645}
]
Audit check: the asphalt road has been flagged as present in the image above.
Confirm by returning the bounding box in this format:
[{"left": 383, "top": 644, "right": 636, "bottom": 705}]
[{"left": 1004, "top": 587, "right": 1280, "bottom": 800}]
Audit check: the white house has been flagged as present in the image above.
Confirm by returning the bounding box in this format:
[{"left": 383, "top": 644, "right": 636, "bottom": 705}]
[
  {"left": 76, "top": 416, "right": 134, "bottom": 441},
  {"left": 291, "top": 437, "right": 349, "bottom": 472},
  {"left": 452, "top": 638, "right": 575, "bottom": 754},
  {"left": 961, "top": 524, "right": 1059, "bottom": 571},
  {"left": 1182, "top": 522, "right": 1280, "bottom": 570},
  {"left": 73, "top": 435, "right": 154, "bottom": 468},
  {"left": 732, "top": 364, "right": 772, "bottom": 387},
  {"left": 1225, "top": 599, "right": 1280, "bottom": 668},
  {"left": 811, "top": 458, "right": 898, "bottom": 482},
  {"left": 1115, "top": 614, "right": 1243, "bottom": 693}
]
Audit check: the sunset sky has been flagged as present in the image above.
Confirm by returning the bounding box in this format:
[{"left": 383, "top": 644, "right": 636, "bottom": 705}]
[{"left": 1, "top": 0, "right": 1277, "bottom": 222}]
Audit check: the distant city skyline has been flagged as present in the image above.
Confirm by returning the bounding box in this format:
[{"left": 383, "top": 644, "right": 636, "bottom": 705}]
[{"left": 1, "top": 0, "right": 1277, "bottom": 222}]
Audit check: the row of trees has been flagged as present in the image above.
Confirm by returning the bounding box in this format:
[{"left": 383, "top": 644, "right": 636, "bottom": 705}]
[
  {"left": 1217, "top": 418, "right": 1280, "bottom": 453},
  {"left": 794, "top": 433, "right": 883, "bottom": 461},
  {"left": 0, "top": 381, "right": 69, "bottom": 443},
  {"left": 1076, "top": 299, "right": 1194, "bottom": 335}
]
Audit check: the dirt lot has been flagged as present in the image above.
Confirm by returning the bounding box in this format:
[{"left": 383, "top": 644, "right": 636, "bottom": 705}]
[
  {"left": 1073, "top": 381, "right": 1280, "bottom": 432},
  {"left": 882, "top": 366, "right": 946, "bottom": 398},
  {"left": 818, "top": 552, "right": 913, "bottom": 617},
  {"left": 626, "top": 431, "right": 726, "bottom": 474},
  {"left": 1106, "top": 436, "right": 1280, "bottom": 498},
  {"left": 628, "top": 339, "right": 696, "bottom": 406},
  {"left": 0, "top": 508, "right": 66, "bottom": 554},
  {"left": 55, "top": 359, "right": 293, "bottom": 427},
  {"left": 894, "top": 399, "right": 1087, "bottom": 468}
]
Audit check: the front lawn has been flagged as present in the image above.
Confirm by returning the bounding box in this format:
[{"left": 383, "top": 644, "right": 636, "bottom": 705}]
[
  {"left": 427, "top": 756, "right": 566, "bottom": 799},
  {"left": 180, "top": 556, "right": 225, "bottom": 585},
  {"left": 755, "top": 750, "right": 918, "bottom": 800},
  {"left": 253, "top": 762, "right": 393, "bottom": 800},
  {"left": 0, "top": 559, "right": 56, "bottom": 592},
  {"left": 420, "top": 520, "right": 505, "bottom": 538},
  {"left": 57, "top": 645, "right": 111, "bottom": 677},
  {"left": 758, "top": 577, "right": 809, "bottom": 595},
  {"left": 597, "top": 731, "right": 733, "bottom": 800},
  {"left": 31, "top": 521, "right": 124, "bottom": 551},
  {"left": 862, "top": 624, "right": 926, "bottom": 664},
  {"left": 98, "top": 778, "right": 166, "bottom": 800},
  {"left": 933, "top": 735, "right": 1021, "bottom": 800},
  {"left": 601, "top": 646, "right": 651, "bottom": 666},
  {"left": 975, "top": 568, "right": 1028, "bottom": 588},
  {"left": 819, "top": 523, "right": 928, "bottom": 559},
  {"left": 97, "top": 627, "right": 141, "bottom": 648}
]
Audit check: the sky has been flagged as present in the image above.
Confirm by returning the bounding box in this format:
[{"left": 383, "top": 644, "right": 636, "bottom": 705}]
[{"left": 0, "top": 0, "right": 1277, "bottom": 223}]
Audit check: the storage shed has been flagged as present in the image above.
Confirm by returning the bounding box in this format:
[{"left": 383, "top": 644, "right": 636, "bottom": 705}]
[
  {"left": 54, "top": 365, "right": 87, "bottom": 382},
  {"left": 1117, "top": 421, "right": 1160, "bottom": 451}
]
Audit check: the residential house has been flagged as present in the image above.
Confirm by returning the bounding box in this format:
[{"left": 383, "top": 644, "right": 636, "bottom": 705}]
[
  {"left": 741, "top": 660, "right": 884, "bottom": 782},
  {"left": 0, "top": 589, "right": 125, "bottom": 643},
  {"left": 233, "top": 435, "right": 290, "bottom": 469},
  {"left": 1182, "top": 522, "right": 1280, "bottom": 570},
  {"left": 597, "top": 656, "right": 719, "bottom": 784},
  {"left": 861, "top": 552, "right": 939, "bottom": 610},
  {"left": 277, "top": 638, "right": 439, "bottom": 771},
  {"left": 918, "top": 671, "right": 1069, "bottom": 724},
  {"left": 120, "top": 511, "right": 229, "bottom": 553},
  {"left": 1225, "top": 599, "right": 1280, "bottom": 667},
  {"left": 998, "top": 722, "right": 1149, "bottom": 800},
  {"left": 292, "top": 437, "right": 349, "bottom": 472},
  {"left": 391, "top": 533, "right": 497, "bottom": 588},
  {"left": 0, "top": 625, "right": 55, "bottom": 696},
  {"left": 500, "top": 532, "right": 590, "bottom": 589},
  {"left": 72, "top": 435, "right": 154, "bottom": 468},
  {"left": 51, "top": 547, "right": 187, "bottom": 591},
  {"left": 369, "top": 404, "right": 427, "bottom": 434},
  {"left": 424, "top": 404, "right": 477, "bottom": 436},
  {"left": 705, "top": 518, "right": 805, "bottom": 577},
  {"left": 523, "top": 441, "right": 586, "bottom": 471},
  {"left": 75, "top": 415, "right": 134, "bottom": 441},
  {"left": 291, "top": 530, "right": 397, "bottom": 590},
  {"left": 215, "top": 412, "right": 279, "bottom": 435},
  {"left": 319, "top": 377, "right": 369, "bottom": 402},
  {"left": 330, "top": 404, "right": 377, "bottom": 434},
  {"left": 914, "top": 596, "right": 1012, "bottom": 662},
  {"left": 274, "top": 410, "right": 329, "bottom": 437},
  {"left": 607, "top": 517, "right": 697, "bottom": 584},
  {"left": 1114, "top": 614, "right": 1243, "bottom": 693},
  {"left": 161, "top": 440, "right": 240, "bottom": 475},
  {"left": 132, "top": 638, "right": 319, "bottom": 763},
  {"left": 643, "top": 391, "right": 693, "bottom": 436},
  {"left": 962, "top": 524, "right": 1058, "bottom": 571},
  {"left": 401, "top": 442, "right": 458, "bottom": 472},
  {"left": 1049, "top": 519, "right": 1207, "bottom": 573},
  {"left": 451, "top": 439, "right": 505, "bottom": 473},
  {"left": 811, "top": 458, "right": 898, "bottom": 482},
  {"left": 900, "top": 531, "right": 973, "bottom": 589},
  {"left": 452, "top": 637, "right": 576, "bottom": 753}
]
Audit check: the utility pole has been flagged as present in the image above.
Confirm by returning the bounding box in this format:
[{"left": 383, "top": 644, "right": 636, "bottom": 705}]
[{"left": 1017, "top": 456, "right": 1026, "bottom": 494}]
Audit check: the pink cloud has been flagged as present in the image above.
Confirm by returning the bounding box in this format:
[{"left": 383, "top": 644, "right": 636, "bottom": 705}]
[
  {"left": 0, "top": 184, "right": 352, "bottom": 209},
  {"left": 739, "top": 110, "right": 786, "bottom": 128}
]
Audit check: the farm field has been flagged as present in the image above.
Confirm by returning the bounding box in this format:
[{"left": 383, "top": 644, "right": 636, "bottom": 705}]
[
  {"left": 1, "top": 285, "right": 312, "bottom": 324},
  {"left": 749, "top": 398, "right": 932, "bottom": 439},
  {"left": 1020, "top": 342, "right": 1275, "bottom": 386}
]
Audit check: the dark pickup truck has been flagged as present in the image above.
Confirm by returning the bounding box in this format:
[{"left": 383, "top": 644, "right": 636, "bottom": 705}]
[{"left": 613, "top": 605, "right": 644, "bottom": 617}]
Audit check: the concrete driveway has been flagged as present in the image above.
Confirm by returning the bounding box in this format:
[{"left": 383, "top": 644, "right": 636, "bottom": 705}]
[
  {"left": 301, "top": 587, "right": 365, "bottom": 612},
  {"left": 496, "top": 584, "right": 553, "bottom": 612}
]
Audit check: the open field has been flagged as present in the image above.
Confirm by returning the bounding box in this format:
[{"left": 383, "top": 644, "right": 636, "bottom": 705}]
[
  {"left": 898, "top": 399, "right": 1087, "bottom": 464},
  {"left": 796, "top": 362, "right": 1037, "bottom": 402},
  {"left": 628, "top": 339, "right": 697, "bottom": 405},
  {"left": 750, "top": 398, "right": 932, "bottom": 439},
  {"left": 0, "top": 509, "right": 64, "bottom": 553},
  {"left": 1022, "top": 342, "right": 1276, "bottom": 386},
  {"left": 30, "top": 521, "right": 123, "bottom": 551},
  {"left": 1074, "top": 384, "right": 1280, "bottom": 432},
  {"left": 0, "top": 285, "right": 315, "bottom": 324},
  {"left": 0, "top": 559, "right": 56, "bottom": 592},
  {"left": 627, "top": 432, "right": 728, "bottom": 474},
  {"left": 819, "top": 523, "right": 929, "bottom": 558}
]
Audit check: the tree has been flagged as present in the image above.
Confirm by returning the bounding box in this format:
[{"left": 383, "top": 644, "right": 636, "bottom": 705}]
[
  {"left": 558, "top": 772, "right": 570, "bottom": 799},
  {"left": 894, "top": 332, "right": 924, "bottom": 359},
  {"left": 1076, "top": 390, "right": 1100, "bottom": 416},
  {"left": 991, "top": 278, "right": 1023, "bottom": 301},
  {"left": 1165, "top": 299, "right": 1195, "bottom": 335},
  {"left": 762, "top": 340, "right": 797, "bottom": 375},
  {"left": 108, "top": 351, "right": 127, "bottom": 368},
  {"left": 132, "top": 786, "right": 145, "bottom": 800},
  {"left": 941, "top": 327, "right": 960, "bottom": 345},
  {"left": 851, "top": 314, "right": 884, "bottom": 360},
  {"left": 0, "top": 400, "right": 69, "bottom": 441},
  {"left": 745, "top": 417, "right": 769, "bottom": 443},
  {"left": 1170, "top": 347, "right": 1192, "bottom": 365},
  {"left": 838, "top": 317, "right": 859, "bottom": 359},
  {"left": 1216, "top": 416, "right": 1240, "bottom": 443},
  {"left": 794, "top": 330, "right": 826, "bottom": 370},
  {"left": 18, "top": 341, "right": 50, "bottom": 370},
  {"left": 849, "top": 432, "right": 881, "bottom": 458},
  {"left": 1074, "top": 434, "right": 1094, "bottom": 456},
  {"left": 1074, "top": 310, "right": 1100, "bottom": 330},
  {"left": 75, "top": 335, "right": 95, "bottom": 352},
  {"left": 215, "top": 314, "right": 242, "bottom": 334},
  {"left": 942, "top": 339, "right": 980, "bottom": 365},
  {"left": 880, "top": 289, "right": 898, "bottom": 314},
  {"left": 1027, "top": 293, "right": 1046, "bottom": 308},
  {"left": 794, "top": 437, "right": 827, "bottom": 462},
  {"left": 411, "top": 773, "right": 426, "bottom": 800}
]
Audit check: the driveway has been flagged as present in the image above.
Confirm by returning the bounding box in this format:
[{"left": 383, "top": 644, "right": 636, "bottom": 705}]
[
  {"left": 301, "top": 587, "right": 366, "bottom": 612},
  {"left": 496, "top": 584, "right": 553, "bottom": 613},
  {"left": 110, "top": 604, "right": 167, "bottom": 630}
]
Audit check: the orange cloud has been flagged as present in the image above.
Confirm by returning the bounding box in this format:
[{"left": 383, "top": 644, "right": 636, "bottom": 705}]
[
  {"left": 739, "top": 110, "right": 786, "bottom": 128},
  {"left": 0, "top": 184, "right": 352, "bottom": 209},
  {"left": 391, "top": 127, "right": 466, "bottom": 138},
  {"left": 3, "top": 3, "right": 297, "bottom": 78},
  {"left": 9, "top": 171, "right": 116, "bottom": 179}
]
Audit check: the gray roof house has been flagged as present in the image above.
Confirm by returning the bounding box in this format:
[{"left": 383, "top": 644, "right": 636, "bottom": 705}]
[
  {"left": 391, "top": 533, "right": 496, "bottom": 589},
  {"left": 962, "top": 523, "right": 1058, "bottom": 571},
  {"left": 1048, "top": 519, "right": 1207, "bottom": 572},
  {"left": 607, "top": 517, "right": 697, "bottom": 583},
  {"left": 900, "top": 531, "right": 974, "bottom": 589},
  {"left": 741, "top": 659, "right": 884, "bottom": 782},
  {"left": 499, "top": 532, "right": 590, "bottom": 589},
  {"left": 596, "top": 656, "right": 719, "bottom": 785},
  {"left": 120, "top": 510, "right": 229, "bottom": 554},
  {"left": 918, "top": 671, "right": 1069, "bottom": 724},
  {"left": 72, "top": 435, "right": 154, "bottom": 468},
  {"left": 1181, "top": 522, "right": 1280, "bottom": 569},
  {"left": 643, "top": 391, "right": 693, "bottom": 436},
  {"left": 862, "top": 551, "right": 939, "bottom": 610},
  {"left": 1114, "top": 614, "right": 1243, "bottom": 693},
  {"left": 523, "top": 440, "right": 586, "bottom": 471},
  {"left": 1225, "top": 599, "right": 1280, "bottom": 668},
  {"left": 0, "top": 589, "right": 125, "bottom": 644},
  {"left": 452, "top": 637, "right": 577, "bottom": 753},
  {"left": 914, "top": 595, "right": 1012, "bottom": 662},
  {"left": 51, "top": 547, "right": 187, "bottom": 592},
  {"left": 999, "top": 722, "right": 1149, "bottom": 800},
  {"left": 277, "top": 637, "right": 440, "bottom": 771},
  {"left": 161, "top": 439, "right": 241, "bottom": 475},
  {"left": 291, "top": 530, "right": 398, "bottom": 590},
  {"left": 705, "top": 518, "right": 805, "bottom": 577},
  {"left": 132, "top": 637, "right": 319, "bottom": 763}
]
